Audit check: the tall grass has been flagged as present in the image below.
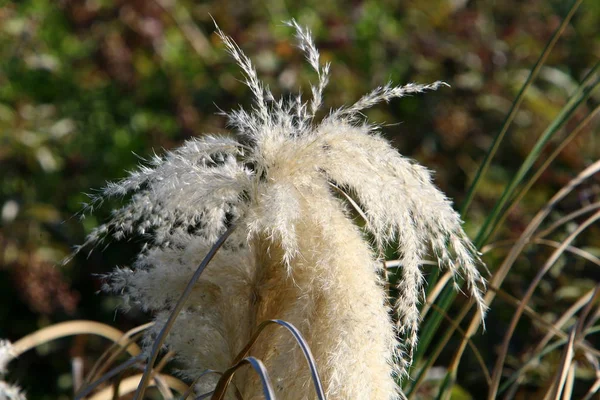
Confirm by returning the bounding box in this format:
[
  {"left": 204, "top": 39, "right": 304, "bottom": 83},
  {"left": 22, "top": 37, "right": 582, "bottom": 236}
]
[{"left": 1, "top": 3, "right": 598, "bottom": 399}]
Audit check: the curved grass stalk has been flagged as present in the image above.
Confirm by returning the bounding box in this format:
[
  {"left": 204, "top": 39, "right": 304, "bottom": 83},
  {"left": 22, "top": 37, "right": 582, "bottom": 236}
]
[
  {"left": 211, "top": 319, "right": 326, "bottom": 400},
  {"left": 406, "top": 302, "right": 492, "bottom": 398},
  {"left": 534, "top": 239, "right": 600, "bottom": 266},
  {"left": 497, "top": 286, "right": 600, "bottom": 396},
  {"left": 406, "top": 302, "right": 473, "bottom": 398},
  {"left": 500, "top": 325, "right": 600, "bottom": 397},
  {"left": 488, "top": 210, "right": 600, "bottom": 399},
  {"left": 543, "top": 331, "right": 576, "bottom": 400},
  {"left": 420, "top": 271, "right": 453, "bottom": 320},
  {"left": 212, "top": 357, "right": 276, "bottom": 400},
  {"left": 82, "top": 322, "right": 153, "bottom": 390},
  {"left": 87, "top": 373, "right": 189, "bottom": 400},
  {"left": 535, "top": 287, "right": 597, "bottom": 353},
  {"left": 417, "top": 160, "right": 600, "bottom": 399},
  {"left": 78, "top": 350, "right": 179, "bottom": 399},
  {"left": 134, "top": 224, "right": 236, "bottom": 400},
  {"left": 11, "top": 320, "right": 142, "bottom": 359},
  {"left": 581, "top": 374, "right": 600, "bottom": 400},
  {"left": 483, "top": 238, "right": 600, "bottom": 267},
  {"left": 492, "top": 285, "right": 600, "bottom": 358},
  {"left": 430, "top": 304, "right": 491, "bottom": 386},
  {"left": 536, "top": 201, "right": 600, "bottom": 238},
  {"left": 414, "top": 59, "right": 599, "bottom": 383},
  {"left": 409, "top": 282, "right": 599, "bottom": 398},
  {"left": 75, "top": 355, "right": 144, "bottom": 399}
]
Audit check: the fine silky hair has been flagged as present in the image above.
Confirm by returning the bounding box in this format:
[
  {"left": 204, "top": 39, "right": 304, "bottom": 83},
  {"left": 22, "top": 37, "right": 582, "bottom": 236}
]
[{"left": 72, "top": 21, "right": 487, "bottom": 399}]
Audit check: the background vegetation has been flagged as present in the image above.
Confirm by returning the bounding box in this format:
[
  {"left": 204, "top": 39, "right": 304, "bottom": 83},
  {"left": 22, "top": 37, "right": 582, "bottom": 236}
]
[{"left": 0, "top": 0, "right": 598, "bottom": 398}]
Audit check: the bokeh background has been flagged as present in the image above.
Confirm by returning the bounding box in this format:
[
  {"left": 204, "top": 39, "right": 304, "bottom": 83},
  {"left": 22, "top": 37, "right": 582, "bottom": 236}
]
[{"left": 1, "top": 0, "right": 598, "bottom": 398}]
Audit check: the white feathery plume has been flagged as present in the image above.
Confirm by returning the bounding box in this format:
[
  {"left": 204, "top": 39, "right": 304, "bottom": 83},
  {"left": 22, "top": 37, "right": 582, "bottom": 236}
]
[{"left": 78, "top": 20, "right": 487, "bottom": 399}]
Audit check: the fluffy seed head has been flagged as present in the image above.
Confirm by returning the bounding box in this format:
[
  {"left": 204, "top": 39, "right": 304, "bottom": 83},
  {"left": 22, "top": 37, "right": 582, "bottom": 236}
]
[{"left": 75, "top": 20, "right": 487, "bottom": 399}]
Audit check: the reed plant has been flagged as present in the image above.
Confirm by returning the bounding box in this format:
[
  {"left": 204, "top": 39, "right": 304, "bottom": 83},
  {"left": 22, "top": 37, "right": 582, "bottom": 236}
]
[{"left": 1, "top": 2, "right": 598, "bottom": 399}]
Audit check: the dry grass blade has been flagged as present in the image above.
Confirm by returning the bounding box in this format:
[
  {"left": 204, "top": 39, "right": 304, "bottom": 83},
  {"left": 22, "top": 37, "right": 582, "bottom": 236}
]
[
  {"left": 489, "top": 209, "right": 600, "bottom": 399},
  {"left": 134, "top": 224, "right": 236, "bottom": 400},
  {"left": 495, "top": 285, "right": 600, "bottom": 356},
  {"left": 75, "top": 355, "right": 144, "bottom": 399},
  {"left": 537, "top": 201, "right": 600, "bottom": 239},
  {"left": 83, "top": 322, "right": 153, "bottom": 389},
  {"left": 561, "top": 362, "right": 576, "bottom": 400},
  {"left": 411, "top": 160, "right": 600, "bottom": 399},
  {"left": 484, "top": 238, "right": 600, "bottom": 267},
  {"left": 406, "top": 302, "right": 473, "bottom": 398},
  {"left": 575, "top": 286, "right": 600, "bottom": 336},
  {"left": 212, "top": 357, "right": 276, "bottom": 400},
  {"left": 495, "top": 286, "right": 599, "bottom": 395},
  {"left": 430, "top": 304, "right": 491, "bottom": 385},
  {"left": 535, "top": 286, "right": 597, "bottom": 353},
  {"left": 211, "top": 319, "right": 326, "bottom": 400},
  {"left": 439, "top": 160, "right": 600, "bottom": 393},
  {"left": 543, "top": 330, "right": 575, "bottom": 400},
  {"left": 581, "top": 375, "right": 600, "bottom": 400},
  {"left": 486, "top": 104, "right": 600, "bottom": 240},
  {"left": 87, "top": 373, "right": 189, "bottom": 400},
  {"left": 420, "top": 271, "right": 453, "bottom": 319},
  {"left": 11, "top": 320, "right": 142, "bottom": 358},
  {"left": 328, "top": 182, "right": 369, "bottom": 225}
]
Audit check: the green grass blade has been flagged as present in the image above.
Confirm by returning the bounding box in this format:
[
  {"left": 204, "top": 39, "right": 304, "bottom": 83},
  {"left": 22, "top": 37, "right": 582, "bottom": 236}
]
[
  {"left": 460, "top": 0, "right": 584, "bottom": 215},
  {"left": 476, "top": 64, "right": 600, "bottom": 246}
]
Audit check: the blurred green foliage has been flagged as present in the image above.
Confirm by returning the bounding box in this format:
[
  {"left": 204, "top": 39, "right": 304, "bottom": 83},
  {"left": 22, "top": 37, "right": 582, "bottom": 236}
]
[{"left": 0, "top": 0, "right": 598, "bottom": 398}]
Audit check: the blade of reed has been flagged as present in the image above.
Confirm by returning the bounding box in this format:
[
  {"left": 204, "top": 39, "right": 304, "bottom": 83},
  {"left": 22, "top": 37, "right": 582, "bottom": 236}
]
[
  {"left": 212, "top": 357, "right": 277, "bottom": 400},
  {"left": 581, "top": 375, "right": 600, "bottom": 400},
  {"left": 413, "top": 55, "right": 598, "bottom": 385},
  {"left": 11, "top": 320, "right": 142, "bottom": 358},
  {"left": 537, "top": 201, "right": 600, "bottom": 238},
  {"left": 484, "top": 238, "right": 600, "bottom": 267},
  {"left": 488, "top": 210, "right": 600, "bottom": 399},
  {"left": 486, "top": 104, "right": 600, "bottom": 241},
  {"left": 423, "top": 68, "right": 599, "bottom": 395},
  {"left": 75, "top": 355, "right": 144, "bottom": 399},
  {"left": 500, "top": 326, "right": 600, "bottom": 395},
  {"left": 211, "top": 319, "right": 326, "bottom": 400},
  {"left": 460, "top": 0, "right": 584, "bottom": 215},
  {"left": 133, "top": 224, "right": 236, "bottom": 400},
  {"left": 416, "top": 160, "right": 600, "bottom": 397},
  {"left": 497, "top": 287, "right": 599, "bottom": 395},
  {"left": 476, "top": 62, "right": 600, "bottom": 247},
  {"left": 406, "top": 301, "right": 473, "bottom": 398},
  {"left": 543, "top": 330, "right": 576, "bottom": 400},
  {"left": 562, "top": 364, "right": 576, "bottom": 400},
  {"left": 82, "top": 322, "right": 153, "bottom": 390},
  {"left": 87, "top": 373, "right": 189, "bottom": 400}
]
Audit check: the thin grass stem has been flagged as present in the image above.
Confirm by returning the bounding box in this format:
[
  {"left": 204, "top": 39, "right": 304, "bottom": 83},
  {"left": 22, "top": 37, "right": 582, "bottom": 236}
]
[
  {"left": 460, "top": 0, "right": 584, "bottom": 215},
  {"left": 133, "top": 224, "right": 236, "bottom": 400},
  {"left": 488, "top": 210, "right": 600, "bottom": 399}
]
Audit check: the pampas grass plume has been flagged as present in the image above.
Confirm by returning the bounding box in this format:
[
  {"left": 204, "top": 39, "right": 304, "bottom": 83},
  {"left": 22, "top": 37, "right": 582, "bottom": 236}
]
[{"left": 77, "top": 20, "right": 487, "bottom": 399}]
